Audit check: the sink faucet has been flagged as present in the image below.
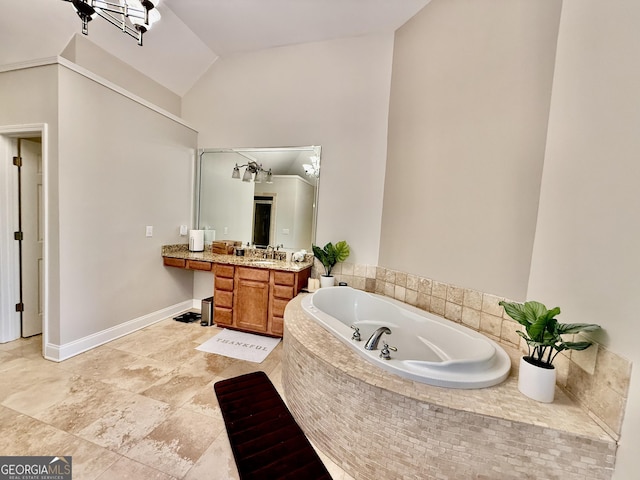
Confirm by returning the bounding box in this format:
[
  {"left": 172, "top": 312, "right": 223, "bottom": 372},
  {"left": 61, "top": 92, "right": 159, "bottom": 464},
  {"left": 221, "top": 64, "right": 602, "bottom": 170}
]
[
  {"left": 364, "top": 326, "right": 391, "bottom": 350},
  {"left": 265, "top": 245, "right": 274, "bottom": 259}
]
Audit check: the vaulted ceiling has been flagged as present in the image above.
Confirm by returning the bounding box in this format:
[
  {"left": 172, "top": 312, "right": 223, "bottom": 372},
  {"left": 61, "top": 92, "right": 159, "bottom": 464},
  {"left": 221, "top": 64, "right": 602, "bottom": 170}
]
[{"left": 0, "top": 0, "right": 431, "bottom": 96}]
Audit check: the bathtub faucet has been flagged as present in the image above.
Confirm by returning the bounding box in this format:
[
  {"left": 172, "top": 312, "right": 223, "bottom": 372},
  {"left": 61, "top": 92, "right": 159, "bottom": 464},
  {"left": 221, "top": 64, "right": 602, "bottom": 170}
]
[{"left": 364, "top": 327, "right": 391, "bottom": 350}]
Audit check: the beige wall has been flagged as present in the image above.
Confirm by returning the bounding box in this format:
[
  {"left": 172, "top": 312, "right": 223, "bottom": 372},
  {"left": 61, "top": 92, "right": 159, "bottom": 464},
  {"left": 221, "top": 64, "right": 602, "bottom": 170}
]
[
  {"left": 56, "top": 65, "right": 196, "bottom": 345},
  {"left": 0, "top": 65, "right": 61, "bottom": 344},
  {"left": 527, "top": 1, "right": 640, "bottom": 477},
  {"left": 380, "top": 0, "right": 562, "bottom": 300},
  {"left": 61, "top": 34, "right": 181, "bottom": 116},
  {"left": 382, "top": 0, "right": 639, "bottom": 476},
  {"left": 182, "top": 34, "right": 395, "bottom": 265}
]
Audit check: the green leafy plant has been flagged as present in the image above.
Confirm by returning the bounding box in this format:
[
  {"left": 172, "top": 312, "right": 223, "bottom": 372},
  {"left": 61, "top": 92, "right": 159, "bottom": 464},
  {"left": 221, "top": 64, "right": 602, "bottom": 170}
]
[
  {"left": 499, "top": 300, "right": 600, "bottom": 369},
  {"left": 312, "top": 241, "right": 350, "bottom": 276}
]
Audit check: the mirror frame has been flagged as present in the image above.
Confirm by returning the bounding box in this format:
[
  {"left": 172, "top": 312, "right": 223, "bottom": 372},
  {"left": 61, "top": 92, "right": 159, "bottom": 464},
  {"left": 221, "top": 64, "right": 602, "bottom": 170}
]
[{"left": 195, "top": 146, "right": 321, "bottom": 250}]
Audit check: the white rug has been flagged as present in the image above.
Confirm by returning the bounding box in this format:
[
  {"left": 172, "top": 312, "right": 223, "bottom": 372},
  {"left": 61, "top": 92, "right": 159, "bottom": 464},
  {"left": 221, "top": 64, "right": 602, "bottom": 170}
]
[{"left": 196, "top": 329, "right": 281, "bottom": 363}]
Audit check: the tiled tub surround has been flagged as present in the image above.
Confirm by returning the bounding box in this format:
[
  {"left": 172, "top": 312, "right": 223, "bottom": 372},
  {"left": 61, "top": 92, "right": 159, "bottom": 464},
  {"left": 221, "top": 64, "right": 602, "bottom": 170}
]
[
  {"left": 283, "top": 295, "right": 617, "bottom": 479},
  {"left": 313, "top": 261, "right": 631, "bottom": 440}
]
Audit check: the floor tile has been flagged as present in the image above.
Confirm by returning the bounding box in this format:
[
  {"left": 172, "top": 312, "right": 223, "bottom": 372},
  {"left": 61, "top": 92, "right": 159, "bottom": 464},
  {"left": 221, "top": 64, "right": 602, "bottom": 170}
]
[
  {"left": 33, "top": 377, "right": 136, "bottom": 434},
  {"left": 101, "top": 356, "right": 178, "bottom": 393},
  {"left": 57, "top": 345, "right": 145, "bottom": 380},
  {"left": 77, "top": 394, "right": 173, "bottom": 454},
  {"left": 146, "top": 338, "right": 204, "bottom": 365},
  {"left": 183, "top": 429, "right": 239, "bottom": 480},
  {"left": 0, "top": 317, "right": 352, "bottom": 479},
  {"left": 140, "top": 367, "right": 213, "bottom": 408},
  {"left": 2, "top": 370, "right": 83, "bottom": 416},
  {"left": 179, "top": 381, "right": 221, "bottom": 418},
  {"left": 0, "top": 357, "right": 67, "bottom": 403},
  {"left": 124, "top": 407, "right": 224, "bottom": 478},
  {"left": 51, "top": 435, "right": 121, "bottom": 480},
  {"left": 96, "top": 456, "right": 177, "bottom": 480}
]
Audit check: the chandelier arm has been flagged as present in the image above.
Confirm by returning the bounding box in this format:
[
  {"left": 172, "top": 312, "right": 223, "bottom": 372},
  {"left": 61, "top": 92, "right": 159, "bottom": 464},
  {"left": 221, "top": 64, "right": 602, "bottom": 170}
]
[
  {"left": 95, "top": 9, "right": 144, "bottom": 44},
  {"left": 65, "top": 0, "right": 153, "bottom": 46},
  {"left": 92, "top": 0, "right": 147, "bottom": 19}
]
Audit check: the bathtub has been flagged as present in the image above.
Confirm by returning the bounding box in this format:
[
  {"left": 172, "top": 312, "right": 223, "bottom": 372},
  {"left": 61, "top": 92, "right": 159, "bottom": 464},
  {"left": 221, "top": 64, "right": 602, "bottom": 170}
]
[{"left": 300, "top": 287, "right": 511, "bottom": 388}]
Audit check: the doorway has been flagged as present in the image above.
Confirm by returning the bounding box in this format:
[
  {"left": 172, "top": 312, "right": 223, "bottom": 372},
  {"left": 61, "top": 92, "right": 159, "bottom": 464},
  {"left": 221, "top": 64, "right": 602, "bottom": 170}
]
[
  {"left": 16, "top": 138, "right": 43, "bottom": 337},
  {"left": 0, "top": 125, "right": 47, "bottom": 347},
  {"left": 252, "top": 195, "right": 275, "bottom": 247}
]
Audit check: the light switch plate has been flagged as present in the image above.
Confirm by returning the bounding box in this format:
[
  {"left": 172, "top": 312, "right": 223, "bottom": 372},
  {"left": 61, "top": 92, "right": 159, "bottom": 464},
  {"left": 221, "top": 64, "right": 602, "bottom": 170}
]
[{"left": 146, "top": 226, "right": 153, "bottom": 237}]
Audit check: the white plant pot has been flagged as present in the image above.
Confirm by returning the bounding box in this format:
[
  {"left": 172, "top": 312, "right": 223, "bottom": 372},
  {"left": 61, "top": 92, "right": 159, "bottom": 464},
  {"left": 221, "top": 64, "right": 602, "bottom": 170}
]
[
  {"left": 320, "top": 275, "right": 335, "bottom": 288},
  {"left": 518, "top": 356, "right": 556, "bottom": 403}
]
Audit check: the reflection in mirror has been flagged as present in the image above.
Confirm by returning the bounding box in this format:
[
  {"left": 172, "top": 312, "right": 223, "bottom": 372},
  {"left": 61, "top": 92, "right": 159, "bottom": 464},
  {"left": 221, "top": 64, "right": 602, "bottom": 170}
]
[{"left": 197, "top": 146, "right": 321, "bottom": 251}]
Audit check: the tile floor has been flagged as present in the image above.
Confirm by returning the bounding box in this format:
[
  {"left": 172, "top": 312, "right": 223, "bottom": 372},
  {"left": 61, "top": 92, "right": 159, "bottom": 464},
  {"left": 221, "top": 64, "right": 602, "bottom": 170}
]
[{"left": 0, "top": 317, "right": 354, "bottom": 480}]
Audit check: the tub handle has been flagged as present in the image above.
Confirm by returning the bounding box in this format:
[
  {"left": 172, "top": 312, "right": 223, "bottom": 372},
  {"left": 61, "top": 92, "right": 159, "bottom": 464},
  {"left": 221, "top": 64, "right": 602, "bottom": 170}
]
[
  {"left": 380, "top": 342, "right": 397, "bottom": 360},
  {"left": 350, "top": 325, "right": 361, "bottom": 342}
]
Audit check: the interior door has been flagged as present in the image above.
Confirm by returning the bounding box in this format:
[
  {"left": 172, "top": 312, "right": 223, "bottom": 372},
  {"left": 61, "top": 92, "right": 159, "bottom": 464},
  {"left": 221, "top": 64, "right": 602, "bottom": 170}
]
[
  {"left": 252, "top": 197, "right": 273, "bottom": 247},
  {"left": 20, "top": 139, "right": 43, "bottom": 337}
]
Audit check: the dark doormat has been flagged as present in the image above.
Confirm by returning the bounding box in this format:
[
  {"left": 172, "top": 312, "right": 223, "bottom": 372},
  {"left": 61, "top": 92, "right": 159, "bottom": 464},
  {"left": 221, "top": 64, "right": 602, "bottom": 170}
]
[
  {"left": 214, "top": 371, "right": 333, "bottom": 480},
  {"left": 173, "top": 312, "right": 201, "bottom": 323}
]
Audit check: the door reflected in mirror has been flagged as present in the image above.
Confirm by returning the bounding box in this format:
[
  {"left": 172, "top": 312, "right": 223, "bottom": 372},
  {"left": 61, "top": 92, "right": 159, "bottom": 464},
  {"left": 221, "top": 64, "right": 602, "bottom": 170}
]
[{"left": 197, "top": 146, "right": 321, "bottom": 251}]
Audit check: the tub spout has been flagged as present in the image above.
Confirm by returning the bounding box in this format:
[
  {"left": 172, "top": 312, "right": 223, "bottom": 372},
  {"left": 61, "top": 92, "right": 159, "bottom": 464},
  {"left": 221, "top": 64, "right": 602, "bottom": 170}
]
[{"left": 364, "top": 326, "right": 391, "bottom": 350}]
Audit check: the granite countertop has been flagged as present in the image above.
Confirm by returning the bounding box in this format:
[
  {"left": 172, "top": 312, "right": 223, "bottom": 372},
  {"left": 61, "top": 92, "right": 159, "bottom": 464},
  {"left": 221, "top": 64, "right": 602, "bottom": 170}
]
[{"left": 161, "top": 244, "right": 313, "bottom": 273}]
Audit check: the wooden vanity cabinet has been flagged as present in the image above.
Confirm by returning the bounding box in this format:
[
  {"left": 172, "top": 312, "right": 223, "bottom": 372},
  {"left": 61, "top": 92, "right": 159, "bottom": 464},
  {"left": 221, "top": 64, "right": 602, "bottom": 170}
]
[
  {"left": 234, "top": 267, "right": 270, "bottom": 333},
  {"left": 163, "top": 257, "right": 186, "bottom": 268},
  {"left": 209, "top": 262, "right": 310, "bottom": 337},
  {"left": 270, "top": 270, "right": 308, "bottom": 336},
  {"left": 213, "top": 264, "right": 235, "bottom": 327}
]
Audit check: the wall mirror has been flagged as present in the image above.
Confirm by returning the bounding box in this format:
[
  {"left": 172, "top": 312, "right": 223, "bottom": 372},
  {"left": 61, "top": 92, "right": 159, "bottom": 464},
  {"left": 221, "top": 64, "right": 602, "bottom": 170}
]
[{"left": 197, "top": 146, "right": 321, "bottom": 251}]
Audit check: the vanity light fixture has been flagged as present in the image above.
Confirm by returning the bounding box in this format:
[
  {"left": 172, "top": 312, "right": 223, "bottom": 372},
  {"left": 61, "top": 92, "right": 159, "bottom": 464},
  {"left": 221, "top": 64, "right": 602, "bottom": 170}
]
[
  {"left": 62, "top": 0, "right": 161, "bottom": 46},
  {"left": 232, "top": 161, "right": 273, "bottom": 184}
]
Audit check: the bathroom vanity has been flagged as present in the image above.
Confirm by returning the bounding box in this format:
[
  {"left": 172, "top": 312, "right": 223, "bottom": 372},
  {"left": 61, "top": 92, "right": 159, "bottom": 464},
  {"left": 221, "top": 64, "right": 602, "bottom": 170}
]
[{"left": 162, "top": 244, "right": 312, "bottom": 337}]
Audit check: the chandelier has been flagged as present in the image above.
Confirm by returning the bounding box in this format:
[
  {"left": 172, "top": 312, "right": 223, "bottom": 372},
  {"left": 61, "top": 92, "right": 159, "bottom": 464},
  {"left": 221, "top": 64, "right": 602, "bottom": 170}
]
[
  {"left": 302, "top": 155, "right": 320, "bottom": 178},
  {"left": 232, "top": 161, "right": 273, "bottom": 184},
  {"left": 63, "top": 0, "right": 161, "bottom": 46}
]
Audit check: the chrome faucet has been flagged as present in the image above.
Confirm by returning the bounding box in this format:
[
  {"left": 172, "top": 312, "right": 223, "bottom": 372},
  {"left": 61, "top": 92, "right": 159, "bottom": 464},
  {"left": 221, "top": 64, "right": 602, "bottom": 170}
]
[
  {"left": 379, "top": 342, "right": 398, "bottom": 360},
  {"left": 350, "top": 325, "right": 361, "bottom": 341},
  {"left": 364, "top": 326, "right": 391, "bottom": 350},
  {"left": 264, "top": 245, "right": 274, "bottom": 259}
]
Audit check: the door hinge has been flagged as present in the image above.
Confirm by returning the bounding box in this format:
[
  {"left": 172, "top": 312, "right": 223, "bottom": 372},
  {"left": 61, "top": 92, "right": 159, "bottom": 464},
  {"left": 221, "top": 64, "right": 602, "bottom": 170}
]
[
  {"left": 13, "top": 156, "right": 22, "bottom": 167},
  {"left": 14, "top": 231, "right": 23, "bottom": 241},
  {"left": 15, "top": 303, "right": 24, "bottom": 313}
]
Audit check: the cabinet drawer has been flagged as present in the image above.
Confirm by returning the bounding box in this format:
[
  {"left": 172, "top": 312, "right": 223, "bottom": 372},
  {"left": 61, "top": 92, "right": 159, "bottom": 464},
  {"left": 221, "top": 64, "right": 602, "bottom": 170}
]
[
  {"left": 215, "top": 290, "right": 234, "bottom": 308},
  {"left": 215, "top": 277, "right": 234, "bottom": 292},
  {"left": 272, "top": 285, "right": 294, "bottom": 300},
  {"left": 214, "top": 264, "right": 235, "bottom": 278},
  {"left": 273, "top": 271, "right": 295, "bottom": 286},
  {"left": 237, "top": 267, "right": 270, "bottom": 282},
  {"left": 187, "top": 260, "right": 212, "bottom": 271},
  {"left": 272, "top": 298, "right": 290, "bottom": 318},
  {"left": 214, "top": 307, "right": 233, "bottom": 325},
  {"left": 271, "top": 316, "right": 284, "bottom": 336},
  {"left": 163, "top": 257, "right": 186, "bottom": 268}
]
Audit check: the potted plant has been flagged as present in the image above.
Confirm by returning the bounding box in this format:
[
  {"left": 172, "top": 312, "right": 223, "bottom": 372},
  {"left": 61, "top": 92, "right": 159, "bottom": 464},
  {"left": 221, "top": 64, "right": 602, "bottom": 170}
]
[
  {"left": 312, "top": 241, "right": 350, "bottom": 288},
  {"left": 499, "top": 300, "right": 600, "bottom": 403}
]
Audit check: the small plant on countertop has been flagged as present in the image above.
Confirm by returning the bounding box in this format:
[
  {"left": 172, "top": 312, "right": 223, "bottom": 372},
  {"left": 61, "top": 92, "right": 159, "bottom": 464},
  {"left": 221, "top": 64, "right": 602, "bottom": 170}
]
[
  {"left": 499, "top": 300, "right": 601, "bottom": 368},
  {"left": 312, "top": 241, "right": 350, "bottom": 277}
]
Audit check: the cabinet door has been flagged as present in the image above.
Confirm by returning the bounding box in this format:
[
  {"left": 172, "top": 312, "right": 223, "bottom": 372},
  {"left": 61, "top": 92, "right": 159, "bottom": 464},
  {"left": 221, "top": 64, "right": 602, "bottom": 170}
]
[
  {"left": 234, "top": 278, "right": 269, "bottom": 333},
  {"left": 214, "top": 264, "right": 235, "bottom": 327}
]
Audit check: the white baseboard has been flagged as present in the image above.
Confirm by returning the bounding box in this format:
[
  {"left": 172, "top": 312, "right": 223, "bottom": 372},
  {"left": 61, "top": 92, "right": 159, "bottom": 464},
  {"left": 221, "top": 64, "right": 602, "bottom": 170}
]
[{"left": 43, "top": 300, "right": 194, "bottom": 362}]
